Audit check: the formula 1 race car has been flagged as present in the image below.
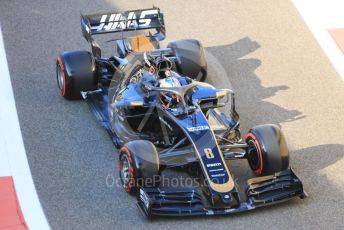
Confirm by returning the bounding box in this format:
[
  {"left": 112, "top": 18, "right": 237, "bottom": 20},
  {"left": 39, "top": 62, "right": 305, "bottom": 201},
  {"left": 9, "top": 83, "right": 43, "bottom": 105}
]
[{"left": 56, "top": 7, "right": 306, "bottom": 218}]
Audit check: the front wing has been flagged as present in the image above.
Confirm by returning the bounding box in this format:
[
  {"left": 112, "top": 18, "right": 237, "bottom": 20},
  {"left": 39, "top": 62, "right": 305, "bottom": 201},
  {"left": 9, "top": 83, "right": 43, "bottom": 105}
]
[{"left": 137, "top": 168, "right": 306, "bottom": 218}]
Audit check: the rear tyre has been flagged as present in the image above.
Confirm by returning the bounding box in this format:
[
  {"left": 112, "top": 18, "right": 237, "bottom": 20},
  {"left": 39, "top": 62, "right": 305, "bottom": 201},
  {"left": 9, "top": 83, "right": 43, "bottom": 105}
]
[
  {"left": 245, "top": 124, "right": 289, "bottom": 176},
  {"left": 167, "top": 39, "right": 207, "bottom": 81},
  {"left": 56, "top": 51, "right": 97, "bottom": 100},
  {"left": 118, "top": 140, "right": 160, "bottom": 195}
]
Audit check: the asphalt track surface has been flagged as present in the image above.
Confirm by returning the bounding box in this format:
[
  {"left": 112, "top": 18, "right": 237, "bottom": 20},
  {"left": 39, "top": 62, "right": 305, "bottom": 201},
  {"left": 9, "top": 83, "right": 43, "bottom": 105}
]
[{"left": 1, "top": 0, "right": 344, "bottom": 229}]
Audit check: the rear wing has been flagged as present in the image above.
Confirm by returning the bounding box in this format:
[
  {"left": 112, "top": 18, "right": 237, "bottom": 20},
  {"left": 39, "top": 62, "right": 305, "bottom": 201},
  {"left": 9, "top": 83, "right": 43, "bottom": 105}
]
[{"left": 81, "top": 7, "right": 165, "bottom": 57}]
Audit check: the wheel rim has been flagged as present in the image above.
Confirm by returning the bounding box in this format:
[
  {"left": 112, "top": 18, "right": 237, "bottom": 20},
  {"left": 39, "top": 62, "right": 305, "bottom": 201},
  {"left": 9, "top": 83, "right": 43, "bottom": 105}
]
[
  {"left": 57, "top": 64, "right": 64, "bottom": 91},
  {"left": 120, "top": 154, "right": 131, "bottom": 186},
  {"left": 247, "top": 139, "right": 261, "bottom": 171}
]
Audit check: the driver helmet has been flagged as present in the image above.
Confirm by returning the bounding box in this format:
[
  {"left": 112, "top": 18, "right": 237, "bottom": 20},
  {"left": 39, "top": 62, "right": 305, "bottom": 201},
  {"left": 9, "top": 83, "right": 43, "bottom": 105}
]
[
  {"left": 143, "top": 52, "right": 157, "bottom": 74},
  {"left": 156, "top": 56, "right": 173, "bottom": 79},
  {"left": 159, "top": 76, "right": 181, "bottom": 108}
]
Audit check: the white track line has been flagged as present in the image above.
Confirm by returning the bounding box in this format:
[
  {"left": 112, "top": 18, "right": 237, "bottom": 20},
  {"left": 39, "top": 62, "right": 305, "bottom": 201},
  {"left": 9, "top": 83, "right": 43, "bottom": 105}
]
[
  {"left": 0, "top": 25, "right": 50, "bottom": 229},
  {"left": 292, "top": 0, "right": 344, "bottom": 81}
]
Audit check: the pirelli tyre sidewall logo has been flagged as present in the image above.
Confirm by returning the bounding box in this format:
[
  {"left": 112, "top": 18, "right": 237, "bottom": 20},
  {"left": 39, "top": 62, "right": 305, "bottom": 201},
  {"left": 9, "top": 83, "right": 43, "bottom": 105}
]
[{"left": 91, "top": 9, "right": 158, "bottom": 32}]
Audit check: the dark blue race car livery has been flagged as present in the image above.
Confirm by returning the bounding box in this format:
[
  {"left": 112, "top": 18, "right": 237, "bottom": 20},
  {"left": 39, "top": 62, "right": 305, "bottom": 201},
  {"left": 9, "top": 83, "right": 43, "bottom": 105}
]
[{"left": 56, "top": 7, "right": 306, "bottom": 218}]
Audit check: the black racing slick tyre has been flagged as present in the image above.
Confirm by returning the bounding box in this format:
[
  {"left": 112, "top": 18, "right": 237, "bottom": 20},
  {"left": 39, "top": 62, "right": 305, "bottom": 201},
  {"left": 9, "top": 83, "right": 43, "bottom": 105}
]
[
  {"left": 118, "top": 140, "right": 160, "bottom": 195},
  {"left": 56, "top": 51, "right": 97, "bottom": 100},
  {"left": 167, "top": 39, "right": 207, "bottom": 81},
  {"left": 245, "top": 124, "right": 289, "bottom": 176}
]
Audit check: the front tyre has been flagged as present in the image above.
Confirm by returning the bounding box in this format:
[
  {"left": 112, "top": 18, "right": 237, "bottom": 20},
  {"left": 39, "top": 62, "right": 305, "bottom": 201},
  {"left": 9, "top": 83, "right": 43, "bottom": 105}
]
[
  {"left": 245, "top": 124, "right": 289, "bottom": 176},
  {"left": 118, "top": 140, "right": 160, "bottom": 195}
]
